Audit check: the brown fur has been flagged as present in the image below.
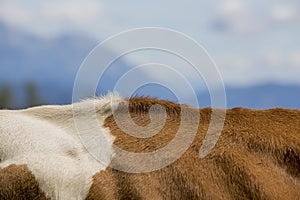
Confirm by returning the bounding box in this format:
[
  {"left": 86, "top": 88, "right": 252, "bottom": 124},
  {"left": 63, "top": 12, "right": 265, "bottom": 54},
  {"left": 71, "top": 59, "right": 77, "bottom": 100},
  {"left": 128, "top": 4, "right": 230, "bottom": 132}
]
[
  {"left": 0, "top": 164, "right": 48, "bottom": 200},
  {"left": 87, "top": 98, "right": 300, "bottom": 200},
  {"left": 1, "top": 97, "right": 300, "bottom": 199}
]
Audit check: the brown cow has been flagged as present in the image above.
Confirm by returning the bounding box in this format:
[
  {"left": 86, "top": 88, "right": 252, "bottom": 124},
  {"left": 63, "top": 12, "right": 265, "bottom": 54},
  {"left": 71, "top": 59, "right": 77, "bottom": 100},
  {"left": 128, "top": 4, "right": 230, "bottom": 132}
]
[{"left": 0, "top": 94, "right": 300, "bottom": 199}]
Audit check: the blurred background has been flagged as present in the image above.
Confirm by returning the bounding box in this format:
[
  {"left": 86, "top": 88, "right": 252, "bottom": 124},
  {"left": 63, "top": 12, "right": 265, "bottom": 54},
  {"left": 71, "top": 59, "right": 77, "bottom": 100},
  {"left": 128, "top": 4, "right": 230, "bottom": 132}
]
[{"left": 0, "top": 0, "right": 299, "bottom": 109}]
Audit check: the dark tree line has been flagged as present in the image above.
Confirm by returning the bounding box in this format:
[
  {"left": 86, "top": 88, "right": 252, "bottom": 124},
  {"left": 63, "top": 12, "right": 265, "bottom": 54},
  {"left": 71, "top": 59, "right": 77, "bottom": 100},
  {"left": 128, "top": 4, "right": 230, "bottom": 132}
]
[
  {"left": 0, "top": 85, "right": 13, "bottom": 109},
  {"left": 0, "top": 82, "right": 44, "bottom": 109}
]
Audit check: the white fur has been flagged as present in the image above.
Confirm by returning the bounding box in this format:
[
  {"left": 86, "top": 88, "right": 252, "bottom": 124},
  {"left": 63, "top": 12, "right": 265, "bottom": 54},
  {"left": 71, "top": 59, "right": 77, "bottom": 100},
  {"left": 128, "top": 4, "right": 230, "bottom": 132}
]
[{"left": 0, "top": 94, "right": 122, "bottom": 200}]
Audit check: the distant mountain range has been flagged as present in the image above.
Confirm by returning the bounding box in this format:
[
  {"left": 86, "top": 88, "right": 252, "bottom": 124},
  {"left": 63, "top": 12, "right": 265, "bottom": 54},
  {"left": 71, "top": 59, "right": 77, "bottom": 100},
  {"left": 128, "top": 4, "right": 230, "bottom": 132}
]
[
  {"left": 198, "top": 84, "right": 300, "bottom": 109},
  {"left": 1, "top": 21, "right": 300, "bottom": 109},
  {"left": 0, "top": 21, "right": 134, "bottom": 107}
]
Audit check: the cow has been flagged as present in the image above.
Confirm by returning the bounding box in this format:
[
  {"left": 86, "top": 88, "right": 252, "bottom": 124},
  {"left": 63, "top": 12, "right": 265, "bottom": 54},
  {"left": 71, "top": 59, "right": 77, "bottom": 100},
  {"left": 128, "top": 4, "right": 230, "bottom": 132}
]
[{"left": 0, "top": 93, "right": 300, "bottom": 199}]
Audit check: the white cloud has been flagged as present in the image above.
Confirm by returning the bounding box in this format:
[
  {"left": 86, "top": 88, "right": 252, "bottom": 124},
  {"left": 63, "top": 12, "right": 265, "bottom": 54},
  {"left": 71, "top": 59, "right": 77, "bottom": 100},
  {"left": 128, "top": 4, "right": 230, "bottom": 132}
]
[
  {"left": 253, "top": 51, "right": 300, "bottom": 84},
  {"left": 212, "top": 0, "right": 300, "bottom": 34},
  {"left": 42, "top": 1, "right": 103, "bottom": 24},
  {"left": 0, "top": 2, "right": 34, "bottom": 24},
  {"left": 288, "top": 52, "right": 300, "bottom": 68},
  {"left": 0, "top": 1, "right": 106, "bottom": 37},
  {"left": 213, "top": 49, "right": 300, "bottom": 86},
  {"left": 216, "top": 56, "right": 255, "bottom": 85},
  {"left": 217, "top": 0, "right": 246, "bottom": 16},
  {"left": 258, "top": 51, "right": 300, "bottom": 70},
  {"left": 259, "top": 52, "right": 284, "bottom": 68},
  {"left": 270, "top": 4, "right": 299, "bottom": 23},
  {"left": 212, "top": 0, "right": 264, "bottom": 34}
]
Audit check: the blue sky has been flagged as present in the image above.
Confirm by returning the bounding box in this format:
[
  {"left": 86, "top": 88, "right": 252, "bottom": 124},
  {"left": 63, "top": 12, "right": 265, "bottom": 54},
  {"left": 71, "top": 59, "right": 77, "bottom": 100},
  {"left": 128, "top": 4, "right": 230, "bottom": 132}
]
[{"left": 0, "top": 0, "right": 300, "bottom": 88}]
